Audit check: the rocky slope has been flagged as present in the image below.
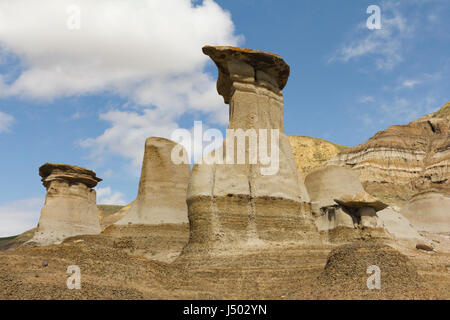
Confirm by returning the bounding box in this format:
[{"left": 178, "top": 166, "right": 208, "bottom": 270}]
[
  {"left": 328, "top": 102, "right": 450, "bottom": 205},
  {"left": 0, "top": 205, "right": 126, "bottom": 250},
  {"left": 288, "top": 135, "right": 348, "bottom": 177},
  {"left": 1, "top": 230, "right": 448, "bottom": 299}
]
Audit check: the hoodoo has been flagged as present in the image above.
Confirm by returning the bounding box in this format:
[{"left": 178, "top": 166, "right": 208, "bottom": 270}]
[
  {"left": 30, "top": 163, "right": 102, "bottom": 246},
  {"left": 182, "top": 46, "right": 317, "bottom": 256},
  {"left": 305, "top": 165, "right": 388, "bottom": 232},
  {"left": 116, "top": 137, "right": 190, "bottom": 225}
]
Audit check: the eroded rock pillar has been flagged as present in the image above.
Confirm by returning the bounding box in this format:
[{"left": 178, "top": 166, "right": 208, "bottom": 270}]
[
  {"left": 116, "top": 137, "right": 190, "bottom": 225},
  {"left": 31, "top": 163, "right": 102, "bottom": 246},
  {"left": 183, "top": 46, "right": 317, "bottom": 255}
]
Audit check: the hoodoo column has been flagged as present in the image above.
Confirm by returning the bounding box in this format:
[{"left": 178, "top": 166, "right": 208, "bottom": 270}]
[
  {"left": 30, "top": 163, "right": 102, "bottom": 246},
  {"left": 183, "top": 46, "right": 317, "bottom": 255}
]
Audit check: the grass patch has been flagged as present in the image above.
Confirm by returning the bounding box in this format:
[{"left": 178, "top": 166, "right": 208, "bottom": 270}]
[{"left": 98, "top": 205, "right": 125, "bottom": 218}]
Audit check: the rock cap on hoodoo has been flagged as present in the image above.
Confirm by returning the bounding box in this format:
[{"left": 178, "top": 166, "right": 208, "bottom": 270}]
[
  {"left": 39, "top": 163, "right": 102, "bottom": 189},
  {"left": 334, "top": 193, "right": 388, "bottom": 212},
  {"left": 202, "top": 45, "right": 290, "bottom": 103}
]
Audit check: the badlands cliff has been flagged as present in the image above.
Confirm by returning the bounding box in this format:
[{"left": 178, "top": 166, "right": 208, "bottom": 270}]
[
  {"left": 305, "top": 165, "right": 388, "bottom": 233},
  {"left": 0, "top": 46, "right": 448, "bottom": 300},
  {"left": 116, "top": 137, "right": 190, "bottom": 225},
  {"left": 328, "top": 102, "right": 450, "bottom": 205}
]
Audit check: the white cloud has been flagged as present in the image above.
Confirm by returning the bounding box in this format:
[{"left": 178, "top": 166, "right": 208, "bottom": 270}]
[
  {"left": 330, "top": 1, "right": 414, "bottom": 70},
  {"left": 96, "top": 187, "right": 127, "bottom": 205},
  {"left": 0, "top": 0, "right": 240, "bottom": 168},
  {"left": 360, "top": 114, "right": 374, "bottom": 126},
  {"left": 379, "top": 95, "right": 441, "bottom": 124},
  {"left": 81, "top": 108, "right": 181, "bottom": 168},
  {"left": 401, "top": 79, "right": 422, "bottom": 88},
  {"left": 0, "top": 111, "right": 14, "bottom": 132},
  {"left": 0, "top": 0, "right": 240, "bottom": 100},
  {"left": 358, "top": 96, "right": 375, "bottom": 103},
  {"left": 0, "top": 197, "right": 43, "bottom": 237},
  {"left": 102, "top": 169, "right": 114, "bottom": 178},
  {"left": 71, "top": 111, "right": 82, "bottom": 120}
]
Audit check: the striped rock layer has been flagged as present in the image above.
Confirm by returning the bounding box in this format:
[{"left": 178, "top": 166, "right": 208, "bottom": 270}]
[
  {"left": 31, "top": 163, "right": 102, "bottom": 246},
  {"left": 328, "top": 102, "right": 450, "bottom": 204}
]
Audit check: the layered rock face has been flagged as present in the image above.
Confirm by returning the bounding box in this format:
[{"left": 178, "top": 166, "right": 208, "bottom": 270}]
[
  {"left": 31, "top": 163, "right": 102, "bottom": 246},
  {"left": 182, "top": 46, "right": 317, "bottom": 255},
  {"left": 305, "top": 166, "right": 387, "bottom": 232},
  {"left": 116, "top": 137, "right": 190, "bottom": 225},
  {"left": 401, "top": 191, "right": 450, "bottom": 234},
  {"left": 328, "top": 102, "right": 450, "bottom": 204}
]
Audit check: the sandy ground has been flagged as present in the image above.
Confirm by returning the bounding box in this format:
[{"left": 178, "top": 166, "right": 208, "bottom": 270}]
[{"left": 0, "top": 224, "right": 448, "bottom": 300}]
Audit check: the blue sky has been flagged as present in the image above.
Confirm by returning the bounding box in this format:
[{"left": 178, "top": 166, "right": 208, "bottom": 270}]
[{"left": 0, "top": 0, "right": 449, "bottom": 236}]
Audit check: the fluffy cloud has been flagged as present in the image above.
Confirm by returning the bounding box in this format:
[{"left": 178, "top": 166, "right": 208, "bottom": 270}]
[
  {"left": 0, "top": 0, "right": 240, "bottom": 99},
  {"left": 0, "top": 0, "right": 240, "bottom": 168},
  {"left": 81, "top": 108, "right": 180, "bottom": 167},
  {"left": 0, "top": 111, "right": 14, "bottom": 132},
  {"left": 401, "top": 79, "right": 421, "bottom": 88},
  {"left": 379, "top": 96, "right": 441, "bottom": 123},
  {"left": 330, "top": 1, "right": 414, "bottom": 70},
  {"left": 96, "top": 187, "right": 127, "bottom": 205},
  {"left": 0, "top": 198, "right": 43, "bottom": 237},
  {"left": 358, "top": 96, "right": 375, "bottom": 103}
]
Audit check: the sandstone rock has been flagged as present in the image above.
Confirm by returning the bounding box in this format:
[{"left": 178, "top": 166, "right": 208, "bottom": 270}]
[
  {"left": 305, "top": 166, "right": 387, "bottom": 232},
  {"left": 401, "top": 191, "right": 450, "bottom": 233},
  {"left": 416, "top": 243, "right": 434, "bottom": 251},
  {"left": 39, "top": 163, "right": 101, "bottom": 188},
  {"left": 334, "top": 192, "right": 388, "bottom": 211},
  {"left": 182, "top": 46, "right": 317, "bottom": 256},
  {"left": 201, "top": 46, "right": 290, "bottom": 104},
  {"left": 305, "top": 166, "right": 366, "bottom": 209},
  {"left": 328, "top": 101, "right": 450, "bottom": 205},
  {"left": 30, "top": 163, "right": 102, "bottom": 246},
  {"left": 116, "top": 137, "right": 190, "bottom": 225},
  {"left": 376, "top": 207, "right": 423, "bottom": 242}
]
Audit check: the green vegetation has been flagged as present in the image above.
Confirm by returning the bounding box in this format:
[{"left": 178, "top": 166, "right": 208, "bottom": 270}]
[
  {"left": 98, "top": 205, "right": 125, "bottom": 218},
  {"left": 432, "top": 101, "right": 450, "bottom": 118},
  {"left": 291, "top": 135, "right": 350, "bottom": 152},
  {"left": 0, "top": 228, "right": 36, "bottom": 250}
]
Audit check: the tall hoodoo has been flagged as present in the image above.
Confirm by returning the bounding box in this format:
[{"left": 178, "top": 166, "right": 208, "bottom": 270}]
[
  {"left": 116, "top": 137, "right": 190, "bottom": 225},
  {"left": 183, "top": 46, "right": 316, "bottom": 255},
  {"left": 31, "top": 163, "right": 102, "bottom": 246}
]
